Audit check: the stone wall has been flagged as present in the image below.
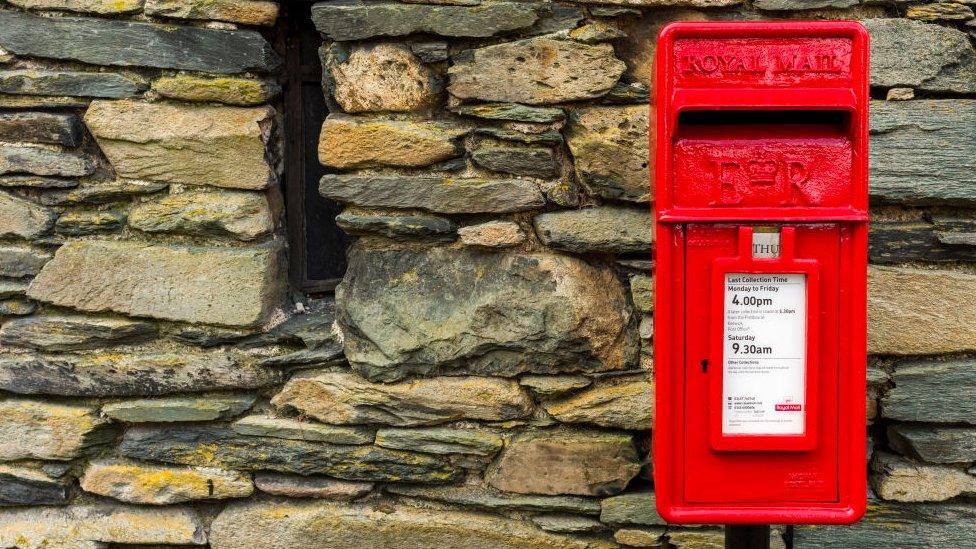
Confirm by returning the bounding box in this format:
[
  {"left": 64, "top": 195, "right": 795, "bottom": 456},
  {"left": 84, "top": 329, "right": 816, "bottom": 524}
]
[{"left": 0, "top": 0, "right": 973, "bottom": 547}]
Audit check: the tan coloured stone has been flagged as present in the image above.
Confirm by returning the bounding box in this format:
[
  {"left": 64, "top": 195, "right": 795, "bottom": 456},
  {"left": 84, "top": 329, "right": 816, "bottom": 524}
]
[
  {"left": 231, "top": 415, "right": 374, "bottom": 444},
  {"left": 870, "top": 452, "right": 976, "bottom": 502},
  {"left": 615, "top": 528, "right": 666, "bottom": 547},
  {"left": 5, "top": 0, "right": 142, "bottom": 14},
  {"left": 667, "top": 529, "right": 725, "bottom": 548},
  {"left": 449, "top": 36, "right": 625, "bottom": 105},
  {"left": 84, "top": 100, "right": 275, "bottom": 190},
  {"left": 254, "top": 472, "right": 374, "bottom": 500},
  {"left": 543, "top": 376, "right": 653, "bottom": 430},
  {"left": 0, "top": 399, "right": 113, "bottom": 461},
  {"left": 271, "top": 371, "right": 534, "bottom": 426},
  {"left": 566, "top": 105, "right": 650, "bottom": 202},
  {"left": 27, "top": 239, "right": 284, "bottom": 327},
  {"left": 328, "top": 44, "right": 438, "bottom": 113},
  {"left": 458, "top": 220, "right": 526, "bottom": 248},
  {"left": 145, "top": 0, "right": 280, "bottom": 26},
  {"left": 318, "top": 113, "right": 466, "bottom": 168},
  {"left": 210, "top": 499, "right": 614, "bottom": 549},
  {"left": 868, "top": 265, "right": 976, "bottom": 354},
  {"left": 630, "top": 275, "right": 654, "bottom": 313},
  {"left": 81, "top": 459, "right": 253, "bottom": 504},
  {"left": 152, "top": 75, "right": 280, "bottom": 106},
  {"left": 0, "top": 503, "right": 205, "bottom": 547},
  {"left": 488, "top": 429, "right": 640, "bottom": 496},
  {"left": 128, "top": 190, "right": 273, "bottom": 241},
  {"left": 0, "top": 190, "right": 54, "bottom": 239}
]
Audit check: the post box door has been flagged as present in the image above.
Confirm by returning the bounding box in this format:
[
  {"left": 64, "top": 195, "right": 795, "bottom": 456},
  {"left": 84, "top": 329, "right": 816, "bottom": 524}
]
[{"left": 683, "top": 223, "right": 840, "bottom": 503}]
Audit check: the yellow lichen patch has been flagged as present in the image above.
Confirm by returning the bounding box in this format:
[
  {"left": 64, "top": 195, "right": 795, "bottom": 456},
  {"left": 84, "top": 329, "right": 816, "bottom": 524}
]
[
  {"left": 80, "top": 459, "right": 252, "bottom": 504},
  {"left": 152, "top": 74, "right": 279, "bottom": 106}
]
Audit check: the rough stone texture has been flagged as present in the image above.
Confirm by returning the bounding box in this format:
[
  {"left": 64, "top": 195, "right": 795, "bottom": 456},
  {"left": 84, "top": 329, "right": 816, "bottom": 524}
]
[
  {"left": 254, "top": 473, "right": 374, "bottom": 500},
  {"left": 906, "top": 2, "right": 975, "bottom": 22},
  {"left": 0, "top": 280, "right": 28, "bottom": 298},
  {"left": 868, "top": 265, "right": 976, "bottom": 355},
  {"left": 336, "top": 246, "right": 636, "bottom": 381},
  {"left": 0, "top": 245, "right": 51, "bottom": 277},
  {"left": 103, "top": 394, "right": 256, "bottom": 423},
  {"left": 531, "top": 514, "right": 604, "bottom": 534},
  {"left": 449, "top": 37, "right": 626, "bottom": 105},
  {"left": 542, "top": 376, "right": 653, "bottom": 430},
  {"left": 534, "top": 207, "right": 653, "bottom": 254},
  {"left": 0, "top": 145, "right": 93, "bottom": 177},
  {"left": 55, "top": 210, "right": 125, "bottom": 236},
  {"left": 145, "top": 0, "right": 280, "bottom": 26},
  {"left": 870, "top": 100, "right": 976, "bottom": 205},
  {"left": 614, "top": 528, "right": 665, "bottom": 547},
  {"left": 0, "top": 465, "right": 71, "bottom": 506},
  {"left": 630, "top": 275, "right": 654, "bottom": 313},
  {"left": 318, "top": 114, "right": 467, "bottom": 169},
  {"left": 321, "top": 174, "right": 545, "bottom": 214},
  {"left": 520, "top": 375, "right": 592, "bottom": 398},
  {"left": 152, "top": 75, "right": 280, "bottom": 106},
  {"left": 869, "top": 218, "right": 976, "bottom": 264},
  {"left": 312, "top": 2, "right": 538, "bottom": 41},
  {"left": 386, "top": 484, "right": 602, "bottom": 515},
  {"left": 0, "top": 69, "right": 146, "bottom": 98},
  {"left": 210, "top": 500, "right": 608, "bottom": 549},
  {"left": 0, "top": 11, "right": 279, "bottom": 73},
  {"left": 326, "top": 43, "right": 438, "bottom": 113},
  {"left": 566, "top": 106, "right": 650, "bottom": 202},
  {"left": 0, "top": 112, "right": 82, "bottom": 146},
  {"left": 0, "top": 298, "right": 36, "bottom": 317},
  {"left": 870, "top": 452, "right": 976, "bottom": 502},
  {"left": 0, "top": 350, "right": 283, "bottom": 397},
  {"left": 470, "top": 145, "right": 557, "bottom": 178},
  {"left": 336, "top": 209, "right": 457, "bottom": 241},
  {"left": 755, "top": 0, "right": 855, "bottom": 9},
  {"left": 230, "top": 415, "right": 374, "bottom": 445},
  {"left": 128, "top": 190, "right": 273, "bottom": 241},
  {"left": 882, "top": 357, "right": 976, "bottom": 424},
  {"left": 0, "top": 175, "right": 78, "bottom": 189},
  {"left": 450, "top": 103, "right": 565, "bottom": 123},
  {"left": 795, "top": 500, "right": 976, "bottom": 548},
  {"left": 80, "top": 459, "right": 253, "bottom": 504},
  {"left": 120, "top": 425, "right": 458, "bottom": 481},
  {"left": 0, "top": 191, "right": 55, "bottom": 239},
  {"left": 84, "top": 100, "right": 276, "bottom": 190},
  {"left": 271, "top": 371, "right": 533, "bottom": 426},
  {"left": 41, "top": 179, "right": 166, "bottom": 206},
  {"left": 27, "top": 239, "right": 284, "bottom": 327},
  {"left": 375, "top": 427, "right": 504, "bottom": 456},
  {"left": 458, "top": 220, "right": 526, "bottom": 248},
  {"left": 488, "top": 429, "right": 640, "bottom": 496},
  {"left": 0, "top": 503, "right": 206, "bottom": 547},
  {"left": 5, "top": 0, "right": 142, "bottom": 13},
  {"left": 888, "top": 424, "right": 976, "bottom": 464},
  {"left": 0, "top": 399, "right": 114, "bottom": 461},
  {"left": 864, "top": 18, "right": 976, "bottom": 94},
  {"left": 0, "top": 314, "right": 154, "bottom": 351},
  {"left": 599, "top": 491, "right": 663, "bottom": 526}
]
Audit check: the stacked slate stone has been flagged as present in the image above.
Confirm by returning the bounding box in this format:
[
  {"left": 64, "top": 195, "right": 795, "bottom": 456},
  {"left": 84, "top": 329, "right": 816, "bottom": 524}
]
[{"left": 0, "top": 0, "right": 971, "bottom": 547}]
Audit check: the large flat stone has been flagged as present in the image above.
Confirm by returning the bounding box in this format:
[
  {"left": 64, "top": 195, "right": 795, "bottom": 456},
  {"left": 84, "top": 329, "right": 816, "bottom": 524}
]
[
  {"left": 271, "top": 371, "right": 533, "bottom": 426},
  {"left": 27, "top": 239, "right": 285, "bottom": 327},
  {"left": 386, "top": 484, "right": 602, "bottom": 515},
  {"left": 533, "top": 206, "right": 653, "bottom": 254},
  {"left": 0, "top": 245, "right": 51, "bottom": 277},
  {"left": 210, "top": 500, "right": 607, "bottom": 549},
  {"left": 864, "top": 18, "right": 976, "bottom": 94},
  {"left": 5, "top": 0, "right": 143, "bottom": 13},
  {"left": 325, "top": 43, "right": 438, "bottom": 113},
  {"left": 888, "top": 424, "right": 976, "bottom": 464},
  {"left": 103, "top": 394, "right": 256, "bottom": 423},
  {"left": 870, "top": 100, "right": 976, "bottom": 205},
  {"left": 0, "top": 69, "right": 146, "bottom": 98},
  {"left": 0, "top": 11, "right": 279, "bottom": 73},
  {"left": 375, "top": 427, "right": 504, "bottom": 456},
  {"left": 870, "top": 452, "right": 976, "bottom": 502},
  {"left": 795, "top": 500, "right": 976, "bottom": 548},
  {"left": 600, "top": 491, "right": 664, "bottom": 526},
  {"left": 231, "top": 415, "right": 374, "bottom": 445},
  {"left": 0, "top": 350, "right": 283, "bottom": 397},
  {"left": 542, "top": 376, "right": 653, "bottom": 430},
  {"left": 0, "top": 399, "right": 114, "bottom": 461},
  {"left": 882, "top": 357, "right": 976, "bottom": 424},
  {"left": 321, "top": 174, "right": 545, "bottom": 214},
  {"left": 488, "top": 429, "right": 640, "bottom": 496},
  {"left": 119, "top": 425, "right": 458, "bottom": 482},
  {"left": 449, "top": 36, "right": 625, "bottom": 105},
  {"left": 312, "top": 1, "right": 538, "bottom": 41},
  {"left": 80, "top": 459, "right": 253, "bottom": 504},
  {"left": 318, "top": 114, "right": 467, "bottom": 169},
  {"left": 0, "top": 314, "right": 154, "bottom": 351},
  {"left": 128, "top": 190, "right": 273, "bottom": 241},
  {"left": 254, "top": 473, "right": 373, "bottom": 500},
  {"left": 335, "top": 209, "right": 457, "bottom": 242},
  {"left": 40, "top": 178, "right": 166, "bottom": 206},
  {"left": 0, "top": 191, "right": 55, "bottom": 239},
  {"left": 145, "top": 0, "right": 280, "bottom": 26},
  {"left": 84, "top": 100, "right": 276, "bottom": 190},
  {"left": 566, "top": 105, "right": 650, "bottom": 202},
  {"left": 0, "top": 145, "right": 93, "bottom": 177},
  {"left": 152, "top": 75, "right": 280, "bottom": 106},
  {"left": 868, "top": 265, "right": 976, "bottom": 354},
  {"left": 869, "top": 218, "right": 976, "bottom": 264},
  {"left": 0, "top": 112, "right": 82, "bottom": 145},
  {"left": 470, "top": 145, "right": 557, "bottom": 178},
  {"left": 0, "top": 503, "right": 206, "bottom": 547},
  {"left": 336, "top": 245, "right": 636, "bottom": 381}
]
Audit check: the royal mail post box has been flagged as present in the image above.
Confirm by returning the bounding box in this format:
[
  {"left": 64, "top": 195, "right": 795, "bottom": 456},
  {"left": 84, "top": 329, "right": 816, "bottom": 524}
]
[{"left": 653, "top": 21, "right": 868, "bottom": 524}]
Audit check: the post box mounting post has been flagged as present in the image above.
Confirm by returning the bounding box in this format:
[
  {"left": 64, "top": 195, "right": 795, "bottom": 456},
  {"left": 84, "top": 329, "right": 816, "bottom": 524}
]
[{"left": 725, "top": 525, "right": 770, "bottom": 549}]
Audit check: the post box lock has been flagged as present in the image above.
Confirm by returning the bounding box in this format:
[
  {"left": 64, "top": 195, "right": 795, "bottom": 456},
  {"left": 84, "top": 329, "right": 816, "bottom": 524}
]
[{"left": 653, "top": 22, "right": 868, "bottom": 525}]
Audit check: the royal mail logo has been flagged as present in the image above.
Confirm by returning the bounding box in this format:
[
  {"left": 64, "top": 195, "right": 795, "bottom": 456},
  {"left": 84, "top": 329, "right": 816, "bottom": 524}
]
[
  {"left": 673, "top": 38, "right": 852, "bottom": 86},
  {"left": 775, "top": 403, "right": 803, "bottom": 412},
  {"left": 679, "top": 53, "right": 845, "bottom": 76}
]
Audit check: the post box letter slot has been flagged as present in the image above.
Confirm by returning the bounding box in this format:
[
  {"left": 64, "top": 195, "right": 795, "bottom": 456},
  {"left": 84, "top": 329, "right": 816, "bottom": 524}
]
[{"left": 709, "top": 226, "right": 820, "bottom": 452}]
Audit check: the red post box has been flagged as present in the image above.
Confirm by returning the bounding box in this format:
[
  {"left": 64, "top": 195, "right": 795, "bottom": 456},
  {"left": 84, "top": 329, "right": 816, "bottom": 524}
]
[{"left": 653, "top": 21, "right": 868, "bottom": 525}]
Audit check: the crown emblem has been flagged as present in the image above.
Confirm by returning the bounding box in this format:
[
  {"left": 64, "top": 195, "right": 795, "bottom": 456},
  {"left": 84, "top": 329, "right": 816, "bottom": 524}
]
[{"left": 746, "top": 160, "right": 778, "bottom": 185}]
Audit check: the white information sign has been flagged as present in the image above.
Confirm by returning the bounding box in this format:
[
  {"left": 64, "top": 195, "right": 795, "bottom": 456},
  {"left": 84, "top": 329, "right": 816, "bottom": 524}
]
[{"left": 722, "top": 273, "right": 807, "bottom": 435}]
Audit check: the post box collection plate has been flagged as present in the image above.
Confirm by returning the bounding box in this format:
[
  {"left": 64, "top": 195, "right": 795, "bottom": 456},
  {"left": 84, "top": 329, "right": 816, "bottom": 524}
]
[{"left": 653, "top": 21, "right": 868, "bottom": 525}]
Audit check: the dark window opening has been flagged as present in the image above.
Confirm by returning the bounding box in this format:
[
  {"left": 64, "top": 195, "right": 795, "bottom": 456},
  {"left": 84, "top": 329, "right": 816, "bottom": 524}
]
[{"left": 278, "top": 2, "right": 350, "bottom": 293}]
